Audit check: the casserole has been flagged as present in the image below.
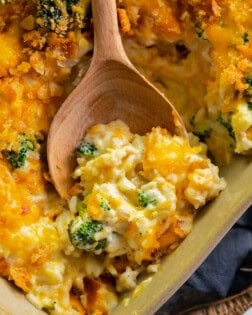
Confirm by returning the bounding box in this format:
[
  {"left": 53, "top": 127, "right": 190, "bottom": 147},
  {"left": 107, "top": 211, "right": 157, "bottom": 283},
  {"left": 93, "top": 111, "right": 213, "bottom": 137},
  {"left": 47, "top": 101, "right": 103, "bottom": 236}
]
[
  {"left": 0, "top": 156, "right": 251, "bottom": 314},
  {"left": 0, "top": 0, "right": 251, "bottom": 314}
]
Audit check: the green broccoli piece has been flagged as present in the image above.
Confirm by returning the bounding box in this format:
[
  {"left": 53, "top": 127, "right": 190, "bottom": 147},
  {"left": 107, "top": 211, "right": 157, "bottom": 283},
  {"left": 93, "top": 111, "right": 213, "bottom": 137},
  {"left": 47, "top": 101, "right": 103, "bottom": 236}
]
[
  {"left": 68, "top": 212, "right": 106, "bottom": 252},
  {"left": 217, "top": 115, "right": 235, "bottom": 139},
  {"left": 35, "top": 0, "right": 90, "bottom": 33},
  {"left": 65, "top": 0, "right": 79, "bottom": 13},
  {"left": 248, "top": 101, "right": 252, "bottom": 110},
  {"left": 242, "top": 32, "right": 249, "bottom": 44},
  {"left": 193, "top": 126, "right": 212, "bottom": 141},
  {"left": 76, "top": 142, "right": 98, "bottom": 159},
  {"left": 138, "top": 191, "right": 157, "bottom": 208},
  {"left": 36, "top": 0, "right": 63, "bottom": 31},
  {"left": 100, "top": 198, "right": 111, "bottom": 211},
  {"left": 189, "top": 116, "right": 212, "bottom": 140},
  {"left": 65, "top": 0, "right": 91, "bottom": 31},
  {"left": 194, "top": 21, "right": 206, "bottom": 39},
  {"left": 246, "top": 76, "right": 252, "bottom": 87},
  {"left": 4, "top": 137, "right": 35, "bottom": 169}
]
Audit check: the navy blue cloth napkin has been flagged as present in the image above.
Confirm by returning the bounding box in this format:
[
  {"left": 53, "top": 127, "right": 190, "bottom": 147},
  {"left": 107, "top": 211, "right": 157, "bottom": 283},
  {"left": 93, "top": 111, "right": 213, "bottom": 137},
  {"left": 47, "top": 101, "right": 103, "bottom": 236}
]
[{"left": 188, "top": 207, "right": 252, "bottom": 297}]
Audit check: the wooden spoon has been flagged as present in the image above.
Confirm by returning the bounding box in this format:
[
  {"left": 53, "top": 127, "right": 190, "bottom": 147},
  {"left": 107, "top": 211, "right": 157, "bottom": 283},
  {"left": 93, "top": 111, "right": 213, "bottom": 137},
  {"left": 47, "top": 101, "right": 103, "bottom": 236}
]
[{"left": 47, "top": 0, "right": 187, "bottom": 199}]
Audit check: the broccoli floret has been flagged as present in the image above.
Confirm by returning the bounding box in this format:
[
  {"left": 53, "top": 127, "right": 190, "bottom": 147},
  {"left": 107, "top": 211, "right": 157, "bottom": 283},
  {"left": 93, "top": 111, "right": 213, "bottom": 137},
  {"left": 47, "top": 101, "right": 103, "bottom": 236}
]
[
  {"left": 193, "top": 126, "right": 212, "bottom": 141},
  {"left": 246, "top": 76, "right": 252, "bottom": 87},
  {"left": 138, "top": 191, "right": 157, "bottom": 208},
  {"left": 68, "top": 213, "right": 106, "bottom": 253},
  {"left": 36, "top": 0, "right": 63, "bottom": 31},
  {"left": 65, "top": 0, "right": 91, "bottom": 31},
  {"left": 242, "top": 32, "right": 249, "bottom": 44},
  {"left": 100, "top": 198, "right": 111, "bottom": 211},
  {"left": 35, "top": 0, "right": 90, "bottom": 33},
  {"left": 189, "top": 116, "right": 212, "bottom": 141},
  {"left": 194, "top": 20, "right": 207, "bottom": 40},
  {"left": 66, "top": 0, "right": 79, "bottom": 5},
  {"left": 66, "top": 0, "right": 79, "bottom": 13},
  {"left": 248, "top": 101, "right": 252, "bottom": 110},
  {"left": 217, "top": 115, "right": 235, "bottom": 139},
  {"left": 76, "top": 142, "right": 98, "bottom": 159},
  {"left": 4, "top": 137, "right": 35, "bottom": 169}
]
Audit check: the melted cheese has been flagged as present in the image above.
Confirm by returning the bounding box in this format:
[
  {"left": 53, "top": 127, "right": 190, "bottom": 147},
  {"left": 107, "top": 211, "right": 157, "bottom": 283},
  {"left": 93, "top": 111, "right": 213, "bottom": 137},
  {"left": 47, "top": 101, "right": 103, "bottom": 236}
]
[
  {"left": 0, "top": 0, "right": 250, "bottom": 314},
  {"left": 68, "top": 120, "right": 225, "bottom": 267}
]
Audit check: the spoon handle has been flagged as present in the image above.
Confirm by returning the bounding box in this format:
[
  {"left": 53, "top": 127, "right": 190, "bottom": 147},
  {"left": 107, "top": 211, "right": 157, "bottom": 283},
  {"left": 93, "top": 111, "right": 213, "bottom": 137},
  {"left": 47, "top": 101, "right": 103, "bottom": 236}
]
[{"left": 92, "top": 0, "right": 131, "bottom": 64}]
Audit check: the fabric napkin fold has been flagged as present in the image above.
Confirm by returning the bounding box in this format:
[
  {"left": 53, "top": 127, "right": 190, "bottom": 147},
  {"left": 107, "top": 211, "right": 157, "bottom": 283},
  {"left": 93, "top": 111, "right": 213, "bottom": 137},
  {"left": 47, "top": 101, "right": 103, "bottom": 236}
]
[{"left": 187, "top": 207, "right": 252, "bottom": 297}]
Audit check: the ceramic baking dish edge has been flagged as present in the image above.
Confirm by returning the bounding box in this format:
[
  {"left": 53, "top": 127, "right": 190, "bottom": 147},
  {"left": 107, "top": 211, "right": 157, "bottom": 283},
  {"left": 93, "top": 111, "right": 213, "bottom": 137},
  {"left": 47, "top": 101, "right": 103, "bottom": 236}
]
[{"left": 0, "top": 156, "right": 251, "bottom": 315}]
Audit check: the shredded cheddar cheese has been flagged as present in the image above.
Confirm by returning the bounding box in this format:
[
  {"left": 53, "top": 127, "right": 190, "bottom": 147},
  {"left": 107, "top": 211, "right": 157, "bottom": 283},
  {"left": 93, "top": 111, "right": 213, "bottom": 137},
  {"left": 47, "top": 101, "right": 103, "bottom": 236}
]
[{"left": 65, "top": 119, "right": 225, "bottom": 290}]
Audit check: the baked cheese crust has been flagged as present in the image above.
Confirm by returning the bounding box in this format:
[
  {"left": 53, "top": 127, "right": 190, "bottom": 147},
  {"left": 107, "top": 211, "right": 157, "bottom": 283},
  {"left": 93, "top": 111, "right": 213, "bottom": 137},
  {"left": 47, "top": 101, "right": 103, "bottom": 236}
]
[{"left": 0, "top": 0, "right": 250, "bottom": 314}]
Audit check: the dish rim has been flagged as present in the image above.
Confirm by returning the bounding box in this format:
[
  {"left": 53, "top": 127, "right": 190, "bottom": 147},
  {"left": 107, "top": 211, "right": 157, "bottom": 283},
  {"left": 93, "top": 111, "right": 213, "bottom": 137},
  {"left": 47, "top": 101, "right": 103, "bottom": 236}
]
[{"left": 0, "top": 158, "right": 251, "bottom": 315}]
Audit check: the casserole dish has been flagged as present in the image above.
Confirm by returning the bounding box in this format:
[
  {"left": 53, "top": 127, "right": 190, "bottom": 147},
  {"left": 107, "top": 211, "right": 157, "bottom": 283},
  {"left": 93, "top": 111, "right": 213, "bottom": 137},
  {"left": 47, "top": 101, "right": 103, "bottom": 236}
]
[
  {"left": 0, "top": 156, "right": 251, "bottom": 314},
  {"left": 0, "top": 0, "right": 251, "bottom": 314}
]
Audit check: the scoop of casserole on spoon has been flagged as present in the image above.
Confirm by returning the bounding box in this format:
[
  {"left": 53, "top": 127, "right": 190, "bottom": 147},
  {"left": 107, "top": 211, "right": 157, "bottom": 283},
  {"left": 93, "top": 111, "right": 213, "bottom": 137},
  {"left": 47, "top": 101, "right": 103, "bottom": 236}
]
[{"left": 47, "top": 0, "right": 187, "bottom": 199}]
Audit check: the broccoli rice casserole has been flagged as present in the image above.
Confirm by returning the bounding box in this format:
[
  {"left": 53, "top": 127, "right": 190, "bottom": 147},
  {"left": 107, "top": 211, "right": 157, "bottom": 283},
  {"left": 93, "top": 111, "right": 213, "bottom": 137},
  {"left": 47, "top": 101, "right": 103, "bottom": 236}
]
[{"left": 0, "top": 0, "right": 251, "bottom": 314}]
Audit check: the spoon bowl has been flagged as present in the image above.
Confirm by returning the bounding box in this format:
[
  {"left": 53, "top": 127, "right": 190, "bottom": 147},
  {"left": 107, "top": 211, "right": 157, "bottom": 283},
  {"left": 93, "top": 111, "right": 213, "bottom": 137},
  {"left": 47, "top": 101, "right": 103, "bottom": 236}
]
[{"left": 47, "top": 0, "right": 187, "bottom": 199}]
